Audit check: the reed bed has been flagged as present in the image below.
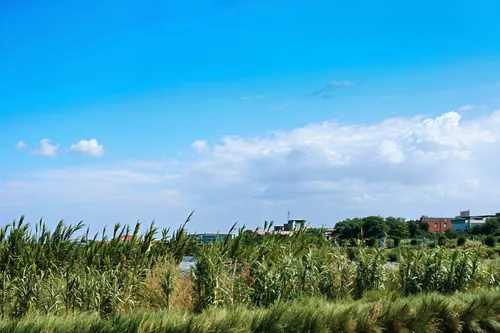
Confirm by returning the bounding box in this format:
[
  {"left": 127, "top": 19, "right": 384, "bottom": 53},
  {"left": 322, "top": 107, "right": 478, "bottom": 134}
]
[
  {"left": 1, "top": 290, "right": 500, "bottom": 333},
  {"left": 0, "top": 215, "right": 499, "bottom": 330}
]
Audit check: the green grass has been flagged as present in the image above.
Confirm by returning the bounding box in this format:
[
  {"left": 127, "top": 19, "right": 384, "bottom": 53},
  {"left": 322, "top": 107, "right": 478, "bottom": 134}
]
[
  {"left": 1, "top": 215, "right": 500, "bottom": 330},
  {"left": 1, "top": 290, "right": 499, "bottom": 333}
]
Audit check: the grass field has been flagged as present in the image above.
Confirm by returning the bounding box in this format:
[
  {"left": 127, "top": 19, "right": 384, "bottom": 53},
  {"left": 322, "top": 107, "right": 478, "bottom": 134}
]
[{"left": 1, "top": 290, "right": 499, "bottom": 332}]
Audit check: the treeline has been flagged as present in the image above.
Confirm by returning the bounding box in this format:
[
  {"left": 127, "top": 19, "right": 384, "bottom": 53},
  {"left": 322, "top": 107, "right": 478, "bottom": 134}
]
[
  {"left": 332, "top": 216, "right": 428, "bottom": 242},
  {"left": 333, "top": 215, "right": 500, "bottom": 243},
  {"left": 470, "top": 217, "right": 500, "bottom": 236}
]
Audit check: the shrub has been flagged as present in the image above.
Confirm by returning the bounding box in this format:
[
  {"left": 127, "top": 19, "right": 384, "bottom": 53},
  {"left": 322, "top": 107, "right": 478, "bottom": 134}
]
[
  {"left": 347, "top": 247, "right": 358, "bottom": 261},
  {"left": 410, "top": 239, "right": 418, "bottom": 246},
  {"left": 457, "top": 236, "right": 466, "bottom": 247},
  {"left": 365, "top": 237, "right": 376, "bottom": 247},
  {"left": 437, "top": 234, "right": 447, "bottom": 247},
  {"left": 393, "top": 237, "right": 401, "bottom": 248},
  {"left": 445, "top": 229, "right": 459, "bottom": 239},
  {"left": 485, "top": 235, "right": 496, "bottom": 247},
  {"left": 385, "top": 238, "right": 395, "bottom": 248},
  {"left": 387, "top": 252, "right": 398, "bottom": 263}
]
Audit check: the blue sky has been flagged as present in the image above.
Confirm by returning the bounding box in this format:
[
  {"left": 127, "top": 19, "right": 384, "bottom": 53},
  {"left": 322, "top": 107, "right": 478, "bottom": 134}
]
[{"left": 1, "top": 0, "right": 500, "bottom": 233}]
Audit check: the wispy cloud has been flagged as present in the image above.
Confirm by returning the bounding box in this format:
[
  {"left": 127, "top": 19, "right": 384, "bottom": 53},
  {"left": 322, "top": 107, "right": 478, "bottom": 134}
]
[
  {"left": 14, "top": 141, "right": 27, "bottom": 149},
  {"left": 457, "top": 105, "right": 476, "bottom": 112},
  {"left": 241, "top": 94, "right": 265, "bottom": 101},
  {"left": 312, "top": 81, "right": 353, "bottom": 98},
  {"left": 270, "top": 105, "right": 285, "bottom": 111},
  {"left": 68, "top": 139, "right": 105, "bottom": 156},
  {"left": 31, "top": 139, "right": 59, "bottom": 157}
]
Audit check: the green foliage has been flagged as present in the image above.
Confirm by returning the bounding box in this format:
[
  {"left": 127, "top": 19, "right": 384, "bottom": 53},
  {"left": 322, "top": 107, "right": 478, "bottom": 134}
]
[
  {"left": 0, "top": 214, "right": 499, "bottom": 324},
  {"left": 398, "top": 248, "right": 483, "bottom": 296},
  {"left": 410, "top": 239, "right": 418, "bottom": 246},
  {"left": 485, "top": 235, "right": 496, "bottom": 247},
  {"left": 1, "top": 291, "right": 500, "bottom": 332},
  {"left": 354, "top": 248, "right": 385, "bottom": 299},
  {"left": 457, "top": 235, "right": 466, "bottom": 247},
  {"left": 365, "top": 237, "right": 377, "bottom": 247},
  {"left": 386, "top": 217, "right": 410, "bottom": 239},
  {"left": 470, "top": 217, "right": 500, "bottom": 236},
  {"left": 445, "top": 229, "right": 460, "bottom": 239},
  {"left": 392, "top": 236, "right": 401, "bottom": 248},
  {"left": 437, "top": 234, "right": 447, "bottom": 247},
  {"left": 387, "top": 250, "right": 398, "bottom": 262},
  {"left": 408, "top": 219, "right": 430, "bottom": 238}
]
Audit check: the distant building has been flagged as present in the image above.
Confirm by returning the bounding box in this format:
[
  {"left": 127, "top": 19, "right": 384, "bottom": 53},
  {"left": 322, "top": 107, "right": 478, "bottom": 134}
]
[
  {"left": 254, "top": 219, "right": 308, "bottom": 236},
  {"left": 256, "top": 229, "right": 293, "bottom": 236},
  {"left": 274, "top": 225, "right": 285, "bottom": 232},
  {"left": 195, "top": 233, "right": 233, "bottom": 245},
  {"left": 120, "top": 234, "right": 134, "bottom": 241},
  {"left": 279, "top": 219, "right": 307, "bottom": 231},
  {"left": 324, "top": 228, "right": 336, "bottom": 241},
  {"left": 422, "top": 217, "right": 453, "bottom": 233},
  {"left": 451, "top": 211, "right": 499, "bottom": 232}
]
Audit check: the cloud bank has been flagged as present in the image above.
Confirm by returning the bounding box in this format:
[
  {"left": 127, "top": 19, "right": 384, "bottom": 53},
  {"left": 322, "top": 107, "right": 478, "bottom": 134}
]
[{"left": 3, "top": 110, "right": 500, "bottom": 229}]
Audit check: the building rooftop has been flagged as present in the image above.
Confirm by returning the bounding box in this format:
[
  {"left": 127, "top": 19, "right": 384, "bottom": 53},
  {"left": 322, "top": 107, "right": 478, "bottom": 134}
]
[
  {"left": 255, "top": 230, "right": 293, "bottom": 236},
  {"left": 423, "top": 217, "right": 453, "bottom": 221}
]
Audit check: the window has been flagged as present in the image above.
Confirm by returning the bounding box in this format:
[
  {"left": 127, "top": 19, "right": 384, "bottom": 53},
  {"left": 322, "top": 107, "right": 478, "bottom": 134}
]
[
  {"left": 434, "top": 223, "right": 438, "bottom": 228},
  {"left": 444, "top": 223, "right": 447, "bottom": 228}
]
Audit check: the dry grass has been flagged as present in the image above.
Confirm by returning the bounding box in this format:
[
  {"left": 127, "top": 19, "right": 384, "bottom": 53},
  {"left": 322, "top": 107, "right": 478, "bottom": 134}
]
[{"left": 142, "top": 261, "right": 194, "bottom": 311}]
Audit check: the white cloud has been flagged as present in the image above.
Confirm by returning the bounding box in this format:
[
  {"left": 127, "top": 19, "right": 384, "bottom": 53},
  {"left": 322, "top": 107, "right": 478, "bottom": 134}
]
[
  {"left": 191, "top": 140, "right": 208, "bottom": 153},
  {"left": 3, "top": 110, "right": 500, "bottom": 229},
  {"left": 31, "top": 139, "right": 59, "bottom": 157},
  {"left": 68, "top": 139, "right": 105, "bottom": 156},
  {"left": 14, "top": 141, "right": 27, "bottom": 149},
  {"left": 378, "top": 140, "right": 405, "bottom": 163},
  {"left": 458, "top": 104, "right": 476, "bottom": 112}
]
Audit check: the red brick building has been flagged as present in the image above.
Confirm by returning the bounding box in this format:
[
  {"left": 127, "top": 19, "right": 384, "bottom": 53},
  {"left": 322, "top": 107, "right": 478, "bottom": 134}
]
[{"left": 422, "top": 217, "right": 452, "bottom": 233}]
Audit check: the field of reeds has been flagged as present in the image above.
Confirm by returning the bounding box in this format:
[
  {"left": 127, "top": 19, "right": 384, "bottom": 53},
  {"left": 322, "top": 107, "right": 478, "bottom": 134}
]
[
  {"left": 1, "top": 290, "right": 500, "bottom": 333},
  {"left": 1, "top": 215, "right": 500, "bottom": 332}
]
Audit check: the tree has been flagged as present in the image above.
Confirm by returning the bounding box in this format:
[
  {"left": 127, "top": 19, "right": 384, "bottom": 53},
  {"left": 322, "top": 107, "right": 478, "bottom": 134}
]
[
  {"left": 470, "top": 217, "right": 500, "bottom": 236},
  {"left": 457, "top": 236, "right": 466, "bottom": 247},
  {"left": 361, "top": 216, "right": 388, "bottom": 239},
  {"left": 334, "top": 218, "right": 364, "bottom": 240},
  {"left": 408, "top": 219, "right": 429, "bottom": 238},
  {"left": 386, "top": 218, "right": 410, "bottom": 239},
  {"left": 334, "top": 216, "right": 388, "bottom": 241}
]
